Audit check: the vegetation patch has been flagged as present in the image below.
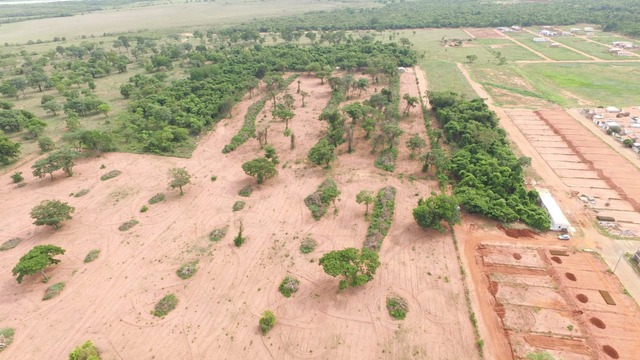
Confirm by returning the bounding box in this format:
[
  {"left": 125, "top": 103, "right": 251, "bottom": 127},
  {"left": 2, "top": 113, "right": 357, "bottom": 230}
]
[
  {"left": 238, "top": 185, "right": 253, "bottom": 197},
  {"left": 223, "top": 98, "right": 266, "bottom": 153},
  {"left": 83, "top": 249, "right": 101, "bottom": 263},
  {"left": 148, "top": 193, "right": 166, "bottom": 204},
  {"left": 153, "top": 294, "right": 178, "bottom": 317},
  {"left": 304, "top": 179, "right": 340, "bottom": 220},
  {"left": 0, "top": 237, "right": 21, "bottom": 251},
  {"left": 0, "top": 327, "right": 15, "bottom": 352},
  {"left": 232, "top": 201, "right": 246, "bottom": 212},
  {"left": 278, "top": 276, "right": 300, "bottom": 298},
  {"left": 299, "top": 237, "right": 317, "bottom": 254},
  {"left": 100, "top": 170, "right": 121, "bottom": 181},
  {"left": 209, "top": 226, "right": 228, "bottom": 242},
  {"left": 176, "top": 260, "right": 198, "bottom": 280},
  {"left": 364, "top": 186, "right": 396, "bottom": 251},
  {"left": 73, "top": 188, "right": 90, "bottom": 197},
  {"left": 118, "top": 219, "right": 139, "bottom": 232},
  {"left": 42, "top": 282, "right": 65, "bottom": 301},
  {"left": 69, "top": 340, "right": 100, "bottom": 360},
  {"left": 386, "top": 295, "right": 408, "bottom": 320},
  {"left": 374, "top": 147, "right": 398, "bottom": 172},
  {"left": 259, "top": 310, "right": 276, "bottom": 335}
]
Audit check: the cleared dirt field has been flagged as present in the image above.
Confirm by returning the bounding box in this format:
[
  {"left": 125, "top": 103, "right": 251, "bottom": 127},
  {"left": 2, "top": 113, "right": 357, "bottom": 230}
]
[
  {"left": 460, "top": 226, "right": 640, "bottom": 360},
  {"left": 506, "top": 109, "right": 640, "bottom": 234},
  {"left": 0, "top": 70, "right": 479, "bottom": 359},
  {"left": 464, "top": 28, "right": 505, "bottom": 39}
]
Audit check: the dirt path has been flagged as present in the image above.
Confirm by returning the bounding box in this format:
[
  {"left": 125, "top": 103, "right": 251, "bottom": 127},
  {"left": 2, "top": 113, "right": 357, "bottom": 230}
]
[
  {"left": 574, "top": 34, "right": 640, "bottom": 58},
  {"left": 501, "top": 32, "right": 552, "bottom": 61},
  {"left": 521, "top": 28, "right": 602, "bottom": 61}
]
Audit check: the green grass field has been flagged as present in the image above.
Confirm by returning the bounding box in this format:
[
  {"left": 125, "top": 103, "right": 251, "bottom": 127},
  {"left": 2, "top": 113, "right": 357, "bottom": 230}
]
[
  {"left": 475, "top": 39, "right": 543, "bottom": 62},
  {"left": 508, "top": 32, "right": 588, "bottom": 61},
  {"left": 549, "top": 36, "right": 631, "bottom": 60},
  {"left": 518, "top": 62, "right": 640, "bottom": 107}
]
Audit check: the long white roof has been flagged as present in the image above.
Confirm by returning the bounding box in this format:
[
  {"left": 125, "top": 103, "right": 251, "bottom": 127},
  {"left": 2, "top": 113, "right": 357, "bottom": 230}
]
[{"left": 537, "top": 188, "right": 570, "bottom": 227}]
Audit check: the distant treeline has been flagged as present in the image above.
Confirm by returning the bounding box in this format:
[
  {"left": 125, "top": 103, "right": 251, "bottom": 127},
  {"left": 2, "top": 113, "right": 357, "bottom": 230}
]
[
  {"left": 229, "top": 0, "right": 640, "bottom": 38},
  {"left": 0, "top": 0, "right": 147, "bottom": 23}
]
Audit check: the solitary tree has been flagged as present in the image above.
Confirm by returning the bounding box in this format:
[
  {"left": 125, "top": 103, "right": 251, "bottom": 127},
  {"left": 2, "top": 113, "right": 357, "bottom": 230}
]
[
  {"left": 259, "top": 310, "right": 276, "bottom": 335},
  {"left": 406, "top": 134, "right": 427, "bottom": 159},
  {"left": 355, "top": 190, "right": 375, "bottom": 217},
  {"left": 466, "top": 54, "right": 478, "bottom": 63},
  {"left": 42, "top": 100, "right": 62, "bottom": 116},
  {"left": 299, "top": 90, "right": 309, "bottom": 107},
  {"left": 242, "top": 157, "right": 278, "bottom": 184},
  {"left": 169, "top": 167, "right": 191, "bottom": 195},
  {"left": 412, "top": 193, "right": 460, "bottom": 233},
  {"left": 319, "top": 248, "right": 380, "bottom": 290},
  {"left": 307, "top": 138, "right": 336, "bottom": 168},
  {"left": 69, "top": 340, "right": 101, "bottom": 360},
  {"left": 402, "top": 93, "right": 419, "bottom": 116},
  {"left": 30, "top": 200, "right": 75, "bottom": 229},
  {"left": 264, "top": 145, "right": 279, "bottom": 165},
  {"left": 0, "top": 133, "right": 20, "bottom": 164},
  {"left": 12, "top": 244, "right": 66, "bottom": 283},
  {"left": 272, "top": 106, "right": 294, "bottom": 130},
  {"left": 32, "top": 148, "right": 78, "bottom": 179}
]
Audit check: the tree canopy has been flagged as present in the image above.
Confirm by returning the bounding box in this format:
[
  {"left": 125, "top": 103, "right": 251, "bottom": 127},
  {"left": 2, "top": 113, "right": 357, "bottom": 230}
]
[
  {"left": 242, "top": 157, "right": 278, "bottom": 184},
  {"left": 413, "top": 193, "right": 460, "bottom": 233},
  {"left": 30, "top": 200, "right": 75, "bottom": 229},
  {"left": 169, "top": 167, "right": 191, "bottom": 195},
  {"left": 12, "top": 244, "right": 65, "bottom": 284},
  {"left": 319, "top": 248, "right": 380, "bottom": 290}
]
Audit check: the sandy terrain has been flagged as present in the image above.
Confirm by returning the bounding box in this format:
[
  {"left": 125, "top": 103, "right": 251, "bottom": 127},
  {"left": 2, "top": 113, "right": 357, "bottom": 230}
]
[{"left": 0, "top": 70, "right": 479, "bottom": 359}]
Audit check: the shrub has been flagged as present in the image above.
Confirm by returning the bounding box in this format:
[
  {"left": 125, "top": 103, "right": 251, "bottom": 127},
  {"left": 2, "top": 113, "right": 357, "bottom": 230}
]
[
  {"left": 209, "top": 227, "right": 228, "bottom": 242},
  {"left": 232, "top": 201, "right": 246, "bottom": 212},
  {"left": 210, "top": 175, "right": 217, "bottom": 181},
  {"left": 42, "top": 282, "right": 65, "bottom": 300},
  {"left": 84, "top": 249, "right": 100, "bottom": 263},
  {"left": 364, "top": 186, "right": 396, "bottom": 251},
  {"left": 153, "top": 294, "right": 178, "bottom": 317},
  {"left": 69, "top": 340, "right": 100, "bottom": 360},
  {"left": 0, "top": 327, "right": 15, "bottom": 352},
  {"left": 148, "top": 193, "right": 165, "bottom": 204},
  {"left": 386, "top": 295, "right": 408, "bottom": 320},
  {"left": 259, "top": 310, "right": 276, "bottom": 335},
  {"left": 304, "top": 179, "right": 340, "bottom": 220},
  {"left": 278, "top": 276, "right": 300, "bottom": 298},
  {"left": 100, "top": 170, "right": 121, "bottom": 181},
  {"left": 118, "top": 219, "right": 139, "bottom": 231},
  {"left": 238, "top": 185, "right": 253, "bottom": 197},
  {"left": 140, "top": 205, "right": 148, "bottom": 213},
  {"left": 74, "top": 189, "right": 90, "bottom": 197},
  {"left": 10, "top": 172, "right": 23, "bottom": 183},
  {"left": 223, "top": 98, "right": 266, "bottom": 153},
  {"left": 176, "top": 261, "right": 198, "bottom": 280},
  {"left": 374, "top": 147, "right": 398, "bottom": 172},
  {"left": 0, "top": 237, "right": 21, "bottom": 251},
  {"left": 299, "top": 237, "right": 317, "bottom": 254}
]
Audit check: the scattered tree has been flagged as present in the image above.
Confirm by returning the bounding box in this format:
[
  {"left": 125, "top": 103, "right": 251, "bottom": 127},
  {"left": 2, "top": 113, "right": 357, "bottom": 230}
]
[
  {"left": 259, "top": 310, "right": 276, "bottom": 335},
  {"left": 466, "top": 54, "right": 478, "bottom": 63},
  {"left": 264, "top": 145, "right": 280, "bottom": 165},
  {"left": 412, "top": 193, "right": 460, "bottom": 233},
  {"left": 402, "top": 93, "right": 419, "bottom": 116},
  {"left": 356, "top": 190, "right": 375, "bottom": 216},
  {"left": 12, "top": 244, "right": 65, "bottom": 283},
  {"left": 32, "top": 148, "right": 78, "bottom": 179},
  {"left": 242, "top": 157, "right": 278, "bottom": 184},
  {"left": 307, "top": 138, "right": 336, "bottom": 168},
  {"left": 299, "top": 90, "right": 309, "bottom": 107},
  {"left": 11, "top": 171, "right": 23, "bottom": 183},
  {"left": 30, "top": 200, "right": 75, "bottom": 229},
  {"left": 319, "top": 248, "right": 380, "bottom": 290},
  {"left": 406, "top": 134, "right": 427, "bottom": 159},
  {"left": 168, "top": 167, "right": 191, "bottom": 195},
  {"left": 42, "top": 100, "right": 62, "bottom": 116},
  {"left": 69, "top": 340, "right": 101, "bottom": 360},
  {"left": 0, "top": 133, "right": 20, "bottom": 164}
]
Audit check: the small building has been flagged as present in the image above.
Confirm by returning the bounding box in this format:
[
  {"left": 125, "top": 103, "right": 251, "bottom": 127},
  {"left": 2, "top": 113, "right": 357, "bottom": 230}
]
[
  {"left": 618, "top": 51, "right": 634, "bottom": 57},
  {"left": 633, "top": 143, "right": 640, "bottom": 154},
  {"left": 606, "top": 106, "right": 621, "bottom": 113},
  {"left": 511, "top": 25, "right": 521, "bottom": 31},
  {"left": 570, "top": 28, "right": 582, "bottom": 32},
  {"left": 550, "top": 42, "right": 560, "bottom": 48},
  {"left": 537, "top": 188, "right": 571, "bottom": 232},
  {"left": 561, "top": 31, "right": 572, "bottom": 36},
  {"left": 612, "top": 41, "right": 633, "bottom": 49},
  {"left": 634, "top": 249, "right": 640, "bottom": 263},
  {"left": 608, "top": 47, "right": 622, "bottom": 53},
  {"left": 539, "top": 30, "right": 558, "bottom": 36},
  {"left": 533, "top": 38, "right": 547, "bottom": 42},
  {"left": 584, "top": 27, "right": 594, "bottom": 32},
  {"left": 397, "top": 67, "right": 406, "bottom": 73}
]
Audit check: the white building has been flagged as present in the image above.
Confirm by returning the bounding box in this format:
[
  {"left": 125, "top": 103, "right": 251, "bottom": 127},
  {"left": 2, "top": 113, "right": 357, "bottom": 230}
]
[
  {"left": 533, "top": 38, "right": 547, "bottom": 42},
  {"left": 537, "top": 188, "right": 570, "bottom": 231}
]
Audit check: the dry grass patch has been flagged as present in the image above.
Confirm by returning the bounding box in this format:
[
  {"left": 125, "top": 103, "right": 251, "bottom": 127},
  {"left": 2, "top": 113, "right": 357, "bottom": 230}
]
[
  {"left": 100, "top": 170, "right": 121, "bottom": 181},
  {"left": 84, "top": 249, "right": 101, "bottom": 263},
  {"left": 176, "top": 261, "right": 198, "bottom": 280},
  {"left": 153, "top": 294, "right": 178, "bottom": 317},
  {"left": 0, "top": 237, "right": 21, "bottom": 251},
  {"left": 232, "top": 201, "right": 246, "bottom": 212},
  {"left": 238, "top": 185, "right": 253, "bottom": 197},
  {"left": 299, "top": 236, "right": 317, "bottom": 254},
  {"left": 42, "top": 282, "right": 65, "bottom": 301},
  {"left": 209, "top": 226, "right": 228, "bottom": 242},
  {"left": 73, "top": 188, "right": 90, "bottom": 197},
  {"left": 278, "top": 276, "right": 300, "bottom": 298},
  {"left": 118, "top": 219, "right": 139, "bottom": 231},
  {"left": 0, "top": 327, "right": 15, "bottom": 352},
  {"left": 386, "top": 294, "right": 408, "bottom": 320},
  {"left": 148, "top": 193, "right": 166, "bottom": 204}
]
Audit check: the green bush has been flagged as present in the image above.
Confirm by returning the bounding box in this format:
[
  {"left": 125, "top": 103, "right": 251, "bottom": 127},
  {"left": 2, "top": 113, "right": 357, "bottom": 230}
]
[
  {"left": 232, "top": 201, "right": 246, "bottom": 212},
  {"left": 304, "top": 179, "right": 340, "bottom": 220},
  {"left": 69, "top": 340, "right": 100, "bottom": 360},
  {"left": 364, "top": 186, "right": 396, "bottom": 250},
  {"left": 176, "top": 261, "right": 198, "bottom": 280},
  {"left": 10, "top": 172, "right": 23, "bottom": 183},
  {"left": 153, "top": 294, "right": 178, "bottom": 317},
  {"left": 84, "top": 249, "right": 101, "bottom": 263},
  {"left": 238, "top": 185, "right": 253, "bottom": 197},
  {"left": 386, "top": 295, "right": 408, "bottom": 320},
  {"left": 0, "top": 237, "right": 21, "bottom": 251},
  {"left": 259, "top": 310, "right": 276, "bottom": 335},
  {"left": 100, "top": 170, "right": 121, "bottom": 181},
  {"left": 148, "top": 193, "right": 166, "bottom": 204},
  {"left": 374, "top": 147, "right": 398, "bottom": 172},
  {"left": 299, "top": 237, "right": 317, "bottom": 254},
  {"left": 74, "top": 189, "right": 90, "bottom": 197},
  {"left": 278, "top": 276, "right": 300, "bottom": 298},
  {"left": 140, "top": 205, "right": 148, "bottom": 213},
  {"left": 223, "top": 98, "right": 266, "bottom": 153},
  {"left": 42, "top": 282, "right": 65, "bottom": 300},
  {"left": 209, "top": 227, "right": 228, "bottom": 242},
  {"left": 0, "top": 327, "right": 15, "bottom": 352},
  {"left": 118, "top": 219, "right": 139, "bottom": 231}
]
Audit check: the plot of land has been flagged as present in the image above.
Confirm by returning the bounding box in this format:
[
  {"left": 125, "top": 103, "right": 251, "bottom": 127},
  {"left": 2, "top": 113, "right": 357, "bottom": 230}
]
[{"left": 0, "top": 71, "right": 479, "bottom": 359}]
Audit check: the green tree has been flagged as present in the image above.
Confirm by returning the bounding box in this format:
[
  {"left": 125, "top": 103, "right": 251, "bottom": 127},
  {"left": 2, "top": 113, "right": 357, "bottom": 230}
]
[
  {"left": 356, "top": 190, "right": 375, "bottom": 216},
  {"left": 402, "top": 93, "right": 419, "bottom": 116},
  {"left": 97, "top": 103, "right": 110, "bottom": 117},
  {"left": 466, "top": 54, "right": 478, "bottom": 63},
  {"left": 30, "top": 200, "right": 75, "bottom": 229},
  {"left": 27, "top": 71, "right": 49, "bottom": 92},
  {"left": 272, "top": 106, "right": 294, "bottom": 130},
  {"left": 32, "top": 148, "right": 78, "bottom": 179},
  {"left": 242, "top": 157, "right": 278, "bottom": 184},
  {"left": 412, "top": 193, "right": 460, "bottom": 233},
  {"left": 264, "top": 145, "right": 279, "bottom": 165},
  {"left": 0, "top": 133, "right": 20, "bottom": 164},
  {"left": 307, "top": 138, "right": 336, "bottom": 168},
  {"left": 12, "top": 244, "right": 66, "bottom": 283},
  {"left": 169, "top": 167, "right": 191, "bottom": 195},
  {"left": 42, "top": 100, "right": 62, "bottom": 116},
  {"left": 69, "top": 340, "right": 101, "bottom": 360},
  {"left": 406, "top": 134, "right": 427, "bottom": 158},
  {"left": 38, "top": 136, "right": 55, "bottom": 153},
  {"left": 259, "top": 310, "right": 276, "bottom": 335},
  {"left": 319, "top": 248, "right": 380, "bottom": 290}
]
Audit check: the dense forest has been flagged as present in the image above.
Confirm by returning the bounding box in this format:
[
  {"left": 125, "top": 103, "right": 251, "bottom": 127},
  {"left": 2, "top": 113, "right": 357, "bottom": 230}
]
[{"left": 230, "top": 0, "right": 640, "bottom": 37}]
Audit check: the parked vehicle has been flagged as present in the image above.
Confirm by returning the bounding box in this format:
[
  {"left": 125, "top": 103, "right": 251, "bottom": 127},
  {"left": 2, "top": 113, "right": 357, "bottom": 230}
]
[{"left": 558, "top": 234, "right": 571, "bottom": 240}]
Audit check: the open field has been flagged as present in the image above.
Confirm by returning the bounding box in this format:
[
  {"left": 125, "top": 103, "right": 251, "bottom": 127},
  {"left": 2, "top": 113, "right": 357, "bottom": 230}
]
[
  {"left": 475, "top": 38, "right": 543, "bottom": 62},
  {"left": 0, "top": 0, "right": 378, "bottom": 44},
  {"left": 0, "top": 70, "right": 480, "bottom": 359},
  {"left": 548, "top": 36, "right": 631, "bottom": 61},
  {"left": 507, "top": 32, "right": 588, "bottom": 61},
  {"left": 463, "top": 233, "right": 640, "bottom": 360}
]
